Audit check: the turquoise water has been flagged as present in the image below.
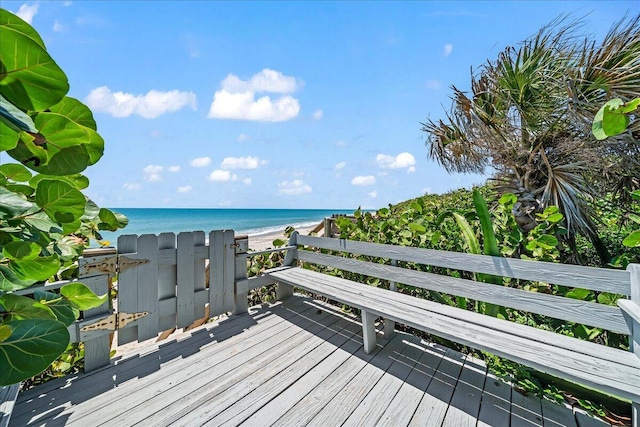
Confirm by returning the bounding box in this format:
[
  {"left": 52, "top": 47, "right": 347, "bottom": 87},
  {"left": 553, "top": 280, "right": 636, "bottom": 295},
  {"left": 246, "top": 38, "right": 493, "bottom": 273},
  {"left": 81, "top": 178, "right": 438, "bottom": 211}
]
[{"left": 98, "top": 208, "right": 355, "bottom": 244}]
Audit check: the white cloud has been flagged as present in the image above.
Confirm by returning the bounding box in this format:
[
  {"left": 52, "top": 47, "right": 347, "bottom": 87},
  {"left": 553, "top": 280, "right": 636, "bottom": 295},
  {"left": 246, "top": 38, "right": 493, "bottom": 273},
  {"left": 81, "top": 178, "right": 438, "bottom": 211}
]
[
  {"left": 334, "top": 161, "right": 346, "bottom": 170},
  {"left": 221, "top": 156, "right": 267, "bottom": 170},
  {"left": 242, "top": 178, "right": 252, "bottom": 185},
  {"left": 408, "top": 166, "right": 416, "bottom": 173},
  {"left": 53, "top": 20, "right": 67, "bottom": 33},
  {"left": 143, "top": 165, "right": 163, "bottom": 182},
  {"left": 208, "top": 90, "right": 299, "bottom": 122},
  {"left": 190, "top": 157, "right": 211, "bottom": 168},
  {"left": 279, "top": 180, "right": 312, "bottom": 195},
  {"left": 178, "top": 185, "right": 192, "bottom": 193},
  {"left": 425, "top": 80, "right": 442, "bottom": 90},
  {"left": 376, "top": 152, "right": 416, "bottom": 170},
  {"left": 85, "top": 86, "right": 197, "bottom": 119},
  {"left": 313, "top": 109, "right": 323, "bottom": 120},
  {"left": 368, "top": 191, "right": 378, "bottom": 199},
  {"left": 208, "top": 69, "right": 301, "bottom": 122},
  {"left": 237, "top": 133, "right": 249, "bottom": 142},
  {"left": 221, "top": 69, "right": 299, "bottom": 94},
  {"left": 351, "top": 175, "right": 376, "bottom": 186},
  {"left": 444, "top": 43, "right": 453, "bottom": 56},
  {"left": 209, "top": 170, "right": 237, "bottom": 182},
  {"left": 168, "top": 165, "right": 181, "bottom": 173},
  {"left": 123, "top": 183, "right": 141, "bottom": 191},
  {"left": 15, "top": 3, "right": 39, "bottom": 24}
]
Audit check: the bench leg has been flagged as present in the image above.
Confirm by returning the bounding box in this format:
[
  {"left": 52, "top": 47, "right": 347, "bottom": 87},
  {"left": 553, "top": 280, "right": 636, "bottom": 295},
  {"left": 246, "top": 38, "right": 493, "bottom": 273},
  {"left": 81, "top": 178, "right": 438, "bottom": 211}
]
[
  {"left": 633, "top": 402, "right": 638, "bottom": 427},
  {"left": 361, "top": 310, "right": 377, "bottom": 354},
  {"left": 276, "top": 282, "right": 294, "bottom": 300},
  {"left": 383, "top": 319, "right": 395, "bottom": 339}
]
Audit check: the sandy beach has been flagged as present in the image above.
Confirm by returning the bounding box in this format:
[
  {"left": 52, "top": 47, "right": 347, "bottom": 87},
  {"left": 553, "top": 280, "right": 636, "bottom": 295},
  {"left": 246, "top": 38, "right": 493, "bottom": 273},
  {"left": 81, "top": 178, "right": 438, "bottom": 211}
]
[{"left": 244, "top": 224, "right": 317, "bottom": 251}]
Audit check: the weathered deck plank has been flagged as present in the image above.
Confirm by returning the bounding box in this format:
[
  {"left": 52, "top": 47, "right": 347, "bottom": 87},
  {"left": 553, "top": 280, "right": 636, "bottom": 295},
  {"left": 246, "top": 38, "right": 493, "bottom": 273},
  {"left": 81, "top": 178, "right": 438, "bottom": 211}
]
[{"left": 10, "top": 295, "right": 594, "bottom": 427}]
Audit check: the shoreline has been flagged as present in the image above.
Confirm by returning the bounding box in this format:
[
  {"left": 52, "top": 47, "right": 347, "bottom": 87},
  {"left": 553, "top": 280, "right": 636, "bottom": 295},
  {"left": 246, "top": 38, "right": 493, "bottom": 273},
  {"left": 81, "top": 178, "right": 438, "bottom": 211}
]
[{"left": 244, "top": 224, "right": 317, "bottom": 251}]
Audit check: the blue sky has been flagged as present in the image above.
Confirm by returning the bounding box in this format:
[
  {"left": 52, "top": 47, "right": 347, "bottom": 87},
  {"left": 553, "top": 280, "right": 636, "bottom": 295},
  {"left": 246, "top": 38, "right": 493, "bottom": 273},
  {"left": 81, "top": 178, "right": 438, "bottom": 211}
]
[{"left": 4, "top": 1, "right": 637, "bottom": 209}]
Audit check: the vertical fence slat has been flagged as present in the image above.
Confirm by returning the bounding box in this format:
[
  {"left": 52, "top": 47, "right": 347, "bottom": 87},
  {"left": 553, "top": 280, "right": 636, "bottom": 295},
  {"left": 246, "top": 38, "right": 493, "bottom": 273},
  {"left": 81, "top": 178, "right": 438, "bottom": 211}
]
[
  {"left": 117, "top": 234, "right": 138, "bottom": 345},
  {"left": 209, "top": 230, "right": 225, "bottom": 317},
  {"left": 136, "top": 234, "right": 159, "bottom": 341},
  {"left": 193, "top": 231, "right": 207, "bottom": 319},
  {"left": 234, "top": 235, "right": 249, "bottom": 314},
  {"left": 223, "top": 230, "right": 235, "bottom": 313},
  {"left": 158, "top": 232, "right": 177, "bottom": 332},
  {"left": 177, "top": 232, "right": 195, "bottom": 328},
  {"left": 82, "top": 274, "right": 111, "bottom": 371}
]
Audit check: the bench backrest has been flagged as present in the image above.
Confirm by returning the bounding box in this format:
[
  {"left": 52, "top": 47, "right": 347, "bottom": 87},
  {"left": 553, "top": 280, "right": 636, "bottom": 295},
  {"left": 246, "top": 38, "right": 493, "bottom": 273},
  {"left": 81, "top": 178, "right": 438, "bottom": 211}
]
[{"left": 290, "top": 234, "right": 634, "bottom": 335}]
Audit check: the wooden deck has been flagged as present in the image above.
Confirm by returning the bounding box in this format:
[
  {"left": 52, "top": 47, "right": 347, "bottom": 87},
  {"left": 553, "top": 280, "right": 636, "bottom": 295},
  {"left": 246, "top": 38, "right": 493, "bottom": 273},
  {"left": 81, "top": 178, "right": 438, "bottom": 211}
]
[{"left": 10, "top": 296, "right": 612, "bottom": 427}]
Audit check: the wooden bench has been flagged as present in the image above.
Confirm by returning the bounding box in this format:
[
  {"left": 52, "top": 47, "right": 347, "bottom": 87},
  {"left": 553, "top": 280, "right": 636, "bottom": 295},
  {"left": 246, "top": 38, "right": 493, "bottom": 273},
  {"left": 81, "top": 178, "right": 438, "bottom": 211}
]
[{"left": 263, "top": 232, "right": 640, "bottom": 426}]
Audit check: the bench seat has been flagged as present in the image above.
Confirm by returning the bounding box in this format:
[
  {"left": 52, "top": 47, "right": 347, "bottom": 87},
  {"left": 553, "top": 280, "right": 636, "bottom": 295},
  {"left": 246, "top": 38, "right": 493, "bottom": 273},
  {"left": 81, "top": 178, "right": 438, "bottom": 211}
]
[{"left": 267, "top": 266, "right": 640, "bottom": 403}]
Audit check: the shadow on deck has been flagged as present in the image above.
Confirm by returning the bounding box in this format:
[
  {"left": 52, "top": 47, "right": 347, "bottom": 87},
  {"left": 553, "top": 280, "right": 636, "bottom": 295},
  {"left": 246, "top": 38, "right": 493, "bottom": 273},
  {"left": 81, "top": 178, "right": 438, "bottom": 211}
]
[{"left": 10, "top": 296, "right": 611, "bottom": 426}]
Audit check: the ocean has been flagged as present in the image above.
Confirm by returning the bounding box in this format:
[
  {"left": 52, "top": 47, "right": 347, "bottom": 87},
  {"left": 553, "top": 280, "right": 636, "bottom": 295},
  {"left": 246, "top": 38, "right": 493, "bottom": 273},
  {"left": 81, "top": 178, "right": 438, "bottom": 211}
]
[{"left": 97, "top": 208, "right": 355, "bottom": 244}]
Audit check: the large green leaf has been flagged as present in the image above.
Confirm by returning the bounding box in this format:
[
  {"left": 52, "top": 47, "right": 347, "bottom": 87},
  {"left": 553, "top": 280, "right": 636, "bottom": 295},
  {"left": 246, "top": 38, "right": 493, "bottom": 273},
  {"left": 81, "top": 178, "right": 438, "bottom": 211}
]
[
  {"left": 33, "top": 145, "right": 90, "bottom": 176},
  {"left": 0, "top": 9, "right": 45, "bottom": 49},
  {"left": 0, "top": 265, "right": 36, "bottom": 291},
  {"left": 0, "top": 23, "right": 68, "bottom": 111},
  {"left": 0, "top": 318, "right": 70, "bottom": 386},
  {"left": 98, "top": 208, "right": 128, "bottom": 231},
  {"left": 49, "top": 97, "right": 97, "bottom": 130},
  {"left": 60, "top": 282, "right": 108, "bottom": 311},
  {"left": 34, "top": 290, "right": 78, "bottom": 326},
  {"left": 0, "top": 93, "right": 37, "bottom": 133},
  {"left": 23, "top": 211, "right": 64, "bottom": 234},
  {"left": 11, "top": 254, "right": 60, "bottom": 281},
  {"left": 0, "top": 294, "right": 56, "bottom": 321},
  {"left": 0, "top": 163, "right": 31, "bottom": 182},
  {"left": 0, "top": 186, "right": 36, "bottom": 218},
  {"left": 0, "top": 120, "right": 20, "bottom": 151},
  {"left": 623, "top": 230, "right": 640, "bottom": 248},
  {"left": 6, "top": 134, "right": 49, "bottom": 169},
  {"left": 2, "top": 241, "right": 41, "bottom": 261},
  {"left": 33, "top": 112, "right": 91, "bottom": 149},
  {"left": 35, "top": 179, "right": 86, "bottom": 223},
  {"left": 0, "top": 325, "right": 11, "bottom": 343},
  {"left": 29, "top": 173, "right": 90, "bottom": 190}
]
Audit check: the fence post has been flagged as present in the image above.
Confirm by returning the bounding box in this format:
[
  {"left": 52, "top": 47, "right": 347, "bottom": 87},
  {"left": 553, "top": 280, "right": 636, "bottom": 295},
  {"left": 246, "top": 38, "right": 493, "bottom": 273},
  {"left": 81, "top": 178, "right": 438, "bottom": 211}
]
[
  {"left": 277, "top": 231, "right": 298, "bottom": 300},
  {"left": 234, "top": 235, "right": 249, "bottom": 314},
  {"left": 79, "top": 248, "right": 116, "bottom": 372}
]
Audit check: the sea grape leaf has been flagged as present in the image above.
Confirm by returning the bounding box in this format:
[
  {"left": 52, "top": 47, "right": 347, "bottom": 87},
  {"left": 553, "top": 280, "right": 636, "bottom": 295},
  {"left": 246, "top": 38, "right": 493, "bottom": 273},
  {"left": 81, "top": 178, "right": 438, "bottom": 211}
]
[
  {"left": 0, "top": 325, "right": 11, "bottom": 343},
  {"left": 29, "top": 173, "right": 90, "bottom": 190},
  {"left": 0, "top": 120, "right": 20, "bottom": 151},
  {"left": 602, "top": 105, "right": 629, "bottom": 136},
  {"left": 34, "top": 145, "right": 90, "bottom": 176},
  {"left": 11, "top": 254, "right": 60, "bottom": 281},
  {"left": 33, "top": 112, "right": 91, "bottom": 149},
  {"left": 0, "top": 9, "right": 45, "bottom": 49},
  {"left": 6, "top": 134, "right": 49, "bottom": 169},
  {"left": 0, "top": 186, "right": 36, "bottom": 218},
  {"left": 622, "top": 230, "right": 640, "bottom": 248},
  {"left": 0, "top": 163, "right": 32, "bottom": 182},
  {"left": 0, "top": 22, "right": 68, "bottom": 111},
  {"left": 0, "top": 319, "right": 70, "bottom": 386},
  {"left": 2, "top": 241, "right": 40, "bottom": 261},
  {"left": 5, "top": 183, "right": 34, "bottom": 197},
  {"left": 35, "top": 179, "right": 86, "bottom": 223},
  {"left": 60, "top": 282, "right": 108, "bottom": 311},
  {"left": 408, "top": 223, "right": 426, "bottom": 233},
  {"left": 34, "top": 290, "right": 78, "bottom": 326},
  {"left": 0, "top": 265, "right": 36, "bottom": 291},
  {"left": 0, "top": 93, "right": 37, "bottom": 133},
  {"left": 98, "top": 208, "right": 121, "bottom": 231},
  {"left": 0, "top": 294, "right": 56, "bottom": 321},
  {"left": 48, "top": 96, "right": 97, "bottom": 130}
]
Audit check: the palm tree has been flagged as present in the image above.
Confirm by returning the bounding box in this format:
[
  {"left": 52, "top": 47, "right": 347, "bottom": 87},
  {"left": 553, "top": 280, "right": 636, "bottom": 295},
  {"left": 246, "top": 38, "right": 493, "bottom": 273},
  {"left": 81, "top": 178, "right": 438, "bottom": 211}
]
[{"left": 422, "top": 14, "right": 640, "bottom": 263}]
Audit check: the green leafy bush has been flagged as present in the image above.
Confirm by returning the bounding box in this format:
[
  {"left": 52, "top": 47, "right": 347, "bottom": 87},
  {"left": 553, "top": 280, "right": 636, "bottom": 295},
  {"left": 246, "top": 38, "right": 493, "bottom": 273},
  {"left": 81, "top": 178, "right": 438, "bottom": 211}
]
[{"left": 0, "top": 9, "right": 127, "bottom": 385}]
